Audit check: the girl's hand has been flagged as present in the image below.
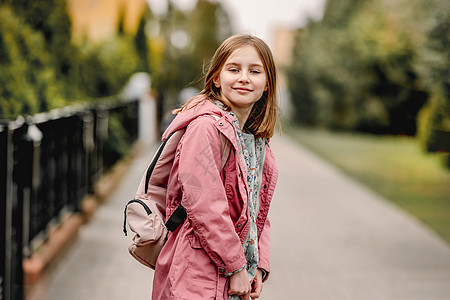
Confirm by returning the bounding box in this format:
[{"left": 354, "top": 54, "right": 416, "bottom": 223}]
[
  {"left": 229, "top": 268, "right": 251, "bottom": 300},
  {"left": 250, "top": 269, "right": 263, "bottom": 299}
]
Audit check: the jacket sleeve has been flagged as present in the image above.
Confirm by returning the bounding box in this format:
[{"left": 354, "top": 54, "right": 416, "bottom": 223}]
[
  {"left": 177, "top": 117, "right": 247, "bottom": 274},
  {"left": 258, "top": 217, "right": 271, "bottom": 282}
]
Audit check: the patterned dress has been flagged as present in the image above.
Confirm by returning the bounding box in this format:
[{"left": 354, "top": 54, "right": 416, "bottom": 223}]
[{"left": 215, "top": 103, "right": 266, "bottom": 300}]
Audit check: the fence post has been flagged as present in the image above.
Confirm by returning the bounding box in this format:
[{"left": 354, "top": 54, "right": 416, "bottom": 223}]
[
  {"left": 0, "top": 123, "right": 10, "bottom": 300},
  {"left": 83, "top": 112, "right": 95, "bottom": 198},
  {"left": 21, "top": 124, "right": 43, "bottom": 259},
  {"left": 1, "top": 120, "right": 26, "bottom": 300},
  {"left": 89, "top": 109, "right": 109, "bottom": 192}
]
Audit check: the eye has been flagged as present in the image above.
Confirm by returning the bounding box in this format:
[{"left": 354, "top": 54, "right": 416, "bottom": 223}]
[
  {"left": 229, "top": 68, "right": 239, "bottom": 73},
  {"left": 250, "top": 70, "right": 261, "bottom": 74}
]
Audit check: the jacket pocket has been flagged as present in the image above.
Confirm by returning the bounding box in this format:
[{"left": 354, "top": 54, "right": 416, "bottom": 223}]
[{"left": 184, "top": 232, "right": 218, "bottom": 299}]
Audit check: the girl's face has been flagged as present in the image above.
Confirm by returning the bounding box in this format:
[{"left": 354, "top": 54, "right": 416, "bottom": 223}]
[{"left": 214, "top": 45, "right": 267, "bottom": 111}]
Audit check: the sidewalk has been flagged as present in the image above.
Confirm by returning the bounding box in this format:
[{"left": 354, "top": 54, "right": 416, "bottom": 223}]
[{"left": 29, "top": 135, "right": 450, "bottom": 300}]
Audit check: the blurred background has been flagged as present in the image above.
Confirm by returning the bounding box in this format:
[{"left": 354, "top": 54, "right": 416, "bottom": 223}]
[{"left": 1, "top": 0, "right": 449, "bottom": 299}]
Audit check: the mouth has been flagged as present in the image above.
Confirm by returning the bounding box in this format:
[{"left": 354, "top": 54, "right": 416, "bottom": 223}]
[{"left": 233, "top": 87, "right": 253, "bottom": 93}]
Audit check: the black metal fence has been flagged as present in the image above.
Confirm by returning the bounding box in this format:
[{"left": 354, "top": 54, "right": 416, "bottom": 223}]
[{"left": 0, "top": 98, "right": 139, "bottom": 300}]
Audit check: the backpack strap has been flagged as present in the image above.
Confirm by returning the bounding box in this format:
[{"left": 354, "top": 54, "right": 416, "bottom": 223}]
[
  {"left": 165, "top": 205, "right": 188, "bottom": 232},
  {"left": 144, "top": 131, "right": 177, "bottom": 194},
  {"left": 141, "top": 114, "right": 231, "bottom": 233},
  {"left": 144, "top": 115, "right": 229, "bottom": 194}
]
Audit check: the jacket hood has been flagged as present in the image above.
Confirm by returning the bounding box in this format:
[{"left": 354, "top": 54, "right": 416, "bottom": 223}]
[{"left": 162, "top": 96, "right": 234, "bottom": 140}]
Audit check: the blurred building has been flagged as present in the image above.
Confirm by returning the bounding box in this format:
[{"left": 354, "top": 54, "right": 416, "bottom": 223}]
[
  {"left": 67, "top": 0, "right": 147, "bottom": 42},
  {"left": 272, "top": 27, "right": 295, "bottom": 86},
  {"left": 271, "top": 26, "right": 300, "bottom": 120}
]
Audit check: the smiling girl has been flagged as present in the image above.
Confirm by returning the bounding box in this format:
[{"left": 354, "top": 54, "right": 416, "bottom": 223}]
[{"left": 152, "top": 34, "right": 280, "bottom": 300}]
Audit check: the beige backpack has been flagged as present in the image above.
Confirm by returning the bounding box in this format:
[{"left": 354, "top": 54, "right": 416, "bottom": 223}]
[{"left": 123, "top": 116, "right": 230, "bottom": 269}]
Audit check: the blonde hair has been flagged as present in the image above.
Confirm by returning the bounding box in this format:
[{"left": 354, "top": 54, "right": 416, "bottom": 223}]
[{"left": 177, "top": 34, "right": 280, "bottom": 138}]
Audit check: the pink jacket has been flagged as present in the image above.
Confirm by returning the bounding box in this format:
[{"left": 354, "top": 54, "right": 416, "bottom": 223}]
[{"left": 152, "top": 99, "right": 278, "bottom": 300}]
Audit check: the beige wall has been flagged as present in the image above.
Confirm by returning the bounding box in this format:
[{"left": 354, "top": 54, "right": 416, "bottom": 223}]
[
  {"left": 67, "top": 0, "right": 147, "bottom": 43},
  {"left": 273, "top": 27, "right": 295, "bottom": 69},
  {"left": 271, "top": 27, "right": 301, "bottom": 120}
]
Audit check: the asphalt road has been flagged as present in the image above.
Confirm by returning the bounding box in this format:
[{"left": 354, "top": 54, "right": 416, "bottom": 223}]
[{"left": 29, "top": 135, "right": 450, "bottom": 300}]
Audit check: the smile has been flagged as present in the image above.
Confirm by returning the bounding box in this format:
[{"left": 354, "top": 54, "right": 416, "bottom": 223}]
[{"left": 233, "top": 87, "right": 253, "bottom": 92}]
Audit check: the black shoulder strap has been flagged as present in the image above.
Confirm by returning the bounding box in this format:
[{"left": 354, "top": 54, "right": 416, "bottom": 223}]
[
  {"left": 143, "top": 116, "right": 230, "bottom": 232},
  {"left": 144, "top": 131, "right": 177, "bottom": 194},
  {"left": 165, "top": 205, "right": 187, "bottom": 232}
]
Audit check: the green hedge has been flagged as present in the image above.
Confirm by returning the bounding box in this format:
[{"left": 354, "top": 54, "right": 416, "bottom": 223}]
[
  {"left": 0, "top": 3, "right": 141, "bottom": 120},
  {"left": 0, "top": 5, "right": 64, "bottom": 118},
  {"left": 288, "top": 0, "right": 449, "bottom": 137},
  {"left": 74, "top": 37, "right": 140, "bottom": 99}
]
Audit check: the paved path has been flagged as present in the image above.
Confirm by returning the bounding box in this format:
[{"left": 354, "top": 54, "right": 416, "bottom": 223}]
[{"left": 30, "top": 135, "right": 450, "bottom": 300}]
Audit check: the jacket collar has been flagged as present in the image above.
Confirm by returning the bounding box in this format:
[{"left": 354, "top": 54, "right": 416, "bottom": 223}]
[{"left": 162, "top": 96, "right": 235, "bottom": 140}]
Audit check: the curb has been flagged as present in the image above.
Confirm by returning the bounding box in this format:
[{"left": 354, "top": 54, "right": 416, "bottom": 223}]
[
  {"left": 23, "top": 143, "right": 142, "bottom": 287},
  {"left": 22, "top": 214, "right": 84, "bottom": 285}
]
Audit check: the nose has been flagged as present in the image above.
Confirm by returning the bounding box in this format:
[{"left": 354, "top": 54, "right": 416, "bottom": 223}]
[{"left": 238, "top": 72, "right": 250, "bottom": 83}]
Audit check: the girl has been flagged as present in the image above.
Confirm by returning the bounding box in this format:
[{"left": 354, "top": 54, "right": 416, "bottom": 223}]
[{"left": 153, "top": 34, "right": 279, "bottom": 300}]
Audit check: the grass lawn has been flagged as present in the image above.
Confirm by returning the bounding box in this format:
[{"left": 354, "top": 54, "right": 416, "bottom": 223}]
[{"left": 287, "top": 126, "right": 450, "bottom": 244}]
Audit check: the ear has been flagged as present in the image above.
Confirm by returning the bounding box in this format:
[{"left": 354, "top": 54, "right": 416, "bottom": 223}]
[
  {"left": 264, "top": 83, "right": 268, "bottom": 91},
  {"left": 213, "top": 77, "right": 221, "bottom": 88}
]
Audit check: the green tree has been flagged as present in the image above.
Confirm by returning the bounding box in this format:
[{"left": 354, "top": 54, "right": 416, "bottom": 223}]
[
  {"left": 0, "top": 5, "right": 63, "bottom": 118},
  {"left": 152, "top": 0, "right": 232, "bottom": 110},
  {"left": 288, "top": 0, "right": 435, "bottom": 135},
  {"left": 75, "top": 36, "right": 140, "bottom": 98},
  {"left": 134, "top": 8, "right": 154, "bottom": 73},
  {"left": 188, "top": 0, "right": 232, "bottom": 88},
  {"left": 0, "top": 1, "right": 145, "bottom": 118},
  {"left": 8, "top": 0, "right": 80, "bottom": 99},
  {"left": 415, "top": 1, "right": 450, "bottom": 155}
]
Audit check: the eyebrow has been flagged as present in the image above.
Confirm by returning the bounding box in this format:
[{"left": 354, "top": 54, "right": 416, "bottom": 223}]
[{"left": 225, "top": 62, "right": 264, "bottom": 68}]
